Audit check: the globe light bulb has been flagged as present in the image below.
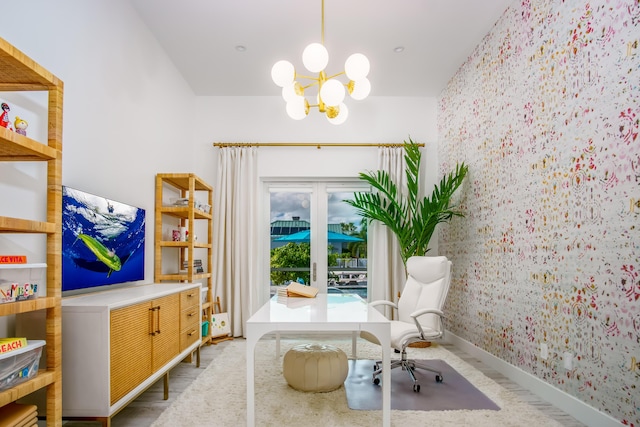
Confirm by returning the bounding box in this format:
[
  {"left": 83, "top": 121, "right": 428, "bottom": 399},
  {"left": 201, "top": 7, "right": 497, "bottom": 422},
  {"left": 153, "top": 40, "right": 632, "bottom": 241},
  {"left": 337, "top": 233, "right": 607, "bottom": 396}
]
[
  {"left": 345, "top": 53, "right": 370, "bottom": 80},
  {"left": 282, "top": 81, "right": 303, "bottom": 102},
  {"left": 348, "top": 78, "right": 371, "bottom": 100},
  {"left": 327, "top": 103, "right": 348, "bottom": 125},
  {"left": 302, "top": 43, "right": 329, "bottom": 73},
  {"left": 286, "top": 97, "right": 308, "bottom": 120},
  {"left": 319, "top": 79, "right": 345, "bottom": 106},
  {"left": 271, "top": 60, "right": 295, "bottom": 87}
]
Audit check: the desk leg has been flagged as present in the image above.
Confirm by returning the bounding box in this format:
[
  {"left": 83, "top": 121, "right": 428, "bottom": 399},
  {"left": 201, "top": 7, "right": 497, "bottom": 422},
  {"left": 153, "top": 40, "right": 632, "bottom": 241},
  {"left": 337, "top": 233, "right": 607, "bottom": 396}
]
[
  {"left": 246, "top": 334, "right": 258, "bottom": 427},
  {"left": 362, "top": 326, "right": 390, "bottom": 427},
  {"left": 381, "top": 338, "right": 390, "bottom": 427},
  {"left": 276, "top": 331, "right": 281, "bottom": 358},
  {"left": 351, "top": 331, "right": 357, "bottom": 358}
]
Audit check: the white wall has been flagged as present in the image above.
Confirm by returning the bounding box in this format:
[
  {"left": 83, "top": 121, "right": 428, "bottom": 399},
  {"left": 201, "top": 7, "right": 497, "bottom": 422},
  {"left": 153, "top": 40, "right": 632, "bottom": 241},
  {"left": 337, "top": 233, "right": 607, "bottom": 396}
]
[
  {"left": 195, "top": 95, "right": 438, "bottom": 184},
  {"left": 0, "top": 0, "right": 196, "bottom": 294}
]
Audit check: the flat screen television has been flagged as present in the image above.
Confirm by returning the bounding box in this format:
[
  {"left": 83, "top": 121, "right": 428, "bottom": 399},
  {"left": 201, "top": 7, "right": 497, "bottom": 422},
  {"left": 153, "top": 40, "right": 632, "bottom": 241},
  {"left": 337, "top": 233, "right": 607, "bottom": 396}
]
[{"left": 62, "top": 186, "right": 145, "bottom": 292}]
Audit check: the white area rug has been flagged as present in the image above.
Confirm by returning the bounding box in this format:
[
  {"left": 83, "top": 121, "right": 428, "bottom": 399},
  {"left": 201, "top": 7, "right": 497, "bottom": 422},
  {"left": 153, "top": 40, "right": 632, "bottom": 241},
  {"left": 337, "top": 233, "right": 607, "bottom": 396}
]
[{"left": 152, "top": 338, "right": 564, "bottom": 427}]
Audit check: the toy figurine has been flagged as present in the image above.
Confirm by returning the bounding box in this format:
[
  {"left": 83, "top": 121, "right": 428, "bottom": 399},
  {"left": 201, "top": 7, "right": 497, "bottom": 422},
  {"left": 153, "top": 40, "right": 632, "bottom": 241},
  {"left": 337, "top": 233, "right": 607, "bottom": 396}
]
[
  {"left": 0, "top": 102, "right": 13, "bottom": 131},
  {"left": 14, "top": 116, "right": 27, "bottom": 136}
]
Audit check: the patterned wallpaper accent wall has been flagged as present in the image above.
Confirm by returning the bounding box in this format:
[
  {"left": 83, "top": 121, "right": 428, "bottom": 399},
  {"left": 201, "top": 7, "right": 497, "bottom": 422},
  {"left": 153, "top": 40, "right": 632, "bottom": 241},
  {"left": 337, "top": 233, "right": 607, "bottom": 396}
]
[{"left": 438, "top": 0, "right": 639, "bottom": 425}]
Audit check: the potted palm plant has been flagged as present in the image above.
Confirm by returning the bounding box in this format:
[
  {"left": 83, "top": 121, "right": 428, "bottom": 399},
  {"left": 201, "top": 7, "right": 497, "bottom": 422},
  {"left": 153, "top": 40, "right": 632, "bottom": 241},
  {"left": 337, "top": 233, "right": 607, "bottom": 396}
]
[{"left": 345, "top": 137, "right": 468, "bottom": 266}]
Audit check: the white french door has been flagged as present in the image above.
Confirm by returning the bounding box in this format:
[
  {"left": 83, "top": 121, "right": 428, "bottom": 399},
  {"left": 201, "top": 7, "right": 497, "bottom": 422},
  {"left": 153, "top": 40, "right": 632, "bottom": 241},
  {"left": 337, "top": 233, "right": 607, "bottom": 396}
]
[{"left": 265, "top": 180, "right": 369, "bottom": 296}]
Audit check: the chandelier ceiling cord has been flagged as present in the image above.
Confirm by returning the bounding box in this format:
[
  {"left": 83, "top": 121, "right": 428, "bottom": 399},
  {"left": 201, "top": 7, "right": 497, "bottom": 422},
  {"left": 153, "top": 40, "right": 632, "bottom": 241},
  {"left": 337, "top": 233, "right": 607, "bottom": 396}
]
[{"left": 271, "top": 0, "right": 371, "bottom": 125}]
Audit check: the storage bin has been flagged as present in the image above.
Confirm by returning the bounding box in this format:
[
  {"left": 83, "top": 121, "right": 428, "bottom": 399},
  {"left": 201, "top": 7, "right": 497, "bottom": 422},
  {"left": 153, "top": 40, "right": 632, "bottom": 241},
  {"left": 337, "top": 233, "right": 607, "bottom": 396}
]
[
  {"left": 201, "top": 320, "right": 209, "bottom": 337},
  {"left": 0, "top": 340, "right": 45, "bottom": 391},
  {"left": 0, "top": 264, "right": 46, "bottom": 304}
]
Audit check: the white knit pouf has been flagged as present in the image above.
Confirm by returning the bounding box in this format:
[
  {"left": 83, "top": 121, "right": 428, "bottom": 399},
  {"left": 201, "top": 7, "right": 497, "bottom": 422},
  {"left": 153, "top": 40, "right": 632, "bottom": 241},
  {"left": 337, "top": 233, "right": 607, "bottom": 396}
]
[{"left": 282, "top": 343, "right": 348, "bottom": 392}]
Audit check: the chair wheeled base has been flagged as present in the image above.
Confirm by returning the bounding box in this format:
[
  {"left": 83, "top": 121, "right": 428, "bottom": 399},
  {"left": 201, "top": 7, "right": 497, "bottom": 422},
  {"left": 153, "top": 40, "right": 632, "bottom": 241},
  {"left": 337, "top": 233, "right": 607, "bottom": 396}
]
[{"left": 372, "top": 348, "right": 443, "bottom": 393}]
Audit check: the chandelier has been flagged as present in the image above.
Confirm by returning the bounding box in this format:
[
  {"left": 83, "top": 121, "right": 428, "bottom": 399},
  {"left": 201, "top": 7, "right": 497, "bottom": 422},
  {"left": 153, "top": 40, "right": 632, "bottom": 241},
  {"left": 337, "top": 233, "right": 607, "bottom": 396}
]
[{"left": 270, "top": 0, "right": 371, "bottom": 125}]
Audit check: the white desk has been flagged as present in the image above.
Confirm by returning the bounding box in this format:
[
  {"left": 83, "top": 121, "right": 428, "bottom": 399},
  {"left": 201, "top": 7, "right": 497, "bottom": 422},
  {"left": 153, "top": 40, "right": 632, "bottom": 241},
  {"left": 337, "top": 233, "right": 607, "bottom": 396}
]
[{"left": 246, "top": 293, "right": 391, "bottom": 427}]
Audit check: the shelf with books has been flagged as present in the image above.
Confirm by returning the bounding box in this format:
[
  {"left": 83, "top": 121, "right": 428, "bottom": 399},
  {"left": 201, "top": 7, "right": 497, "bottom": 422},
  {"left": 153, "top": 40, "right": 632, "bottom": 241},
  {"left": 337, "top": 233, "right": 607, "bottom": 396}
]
[
  {"left": 154, "top": 173, "right": 213, "bottom": 351},
  {"left": 0, "top": 35, "right": 63, "bottom": 424}
]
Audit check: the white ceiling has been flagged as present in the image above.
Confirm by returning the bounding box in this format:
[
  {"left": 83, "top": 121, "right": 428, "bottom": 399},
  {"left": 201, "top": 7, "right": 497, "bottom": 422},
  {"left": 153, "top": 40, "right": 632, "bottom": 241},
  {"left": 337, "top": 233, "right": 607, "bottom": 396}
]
[{"left": 130, "top": 0, "right": 514, "bottom": 97}]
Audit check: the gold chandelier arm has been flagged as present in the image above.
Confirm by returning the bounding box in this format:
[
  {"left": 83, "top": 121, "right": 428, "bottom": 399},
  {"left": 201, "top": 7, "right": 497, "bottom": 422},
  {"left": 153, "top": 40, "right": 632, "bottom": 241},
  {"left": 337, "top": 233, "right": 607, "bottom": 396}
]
[
  {"left": 302, "top": 82, "right": 319, "bottom": 91},
  {"left": 295, "top": 73, "right": 321, "bottom": 81},
  {"left": 324, "top": 71, "right": 345, "bottom": 80}
]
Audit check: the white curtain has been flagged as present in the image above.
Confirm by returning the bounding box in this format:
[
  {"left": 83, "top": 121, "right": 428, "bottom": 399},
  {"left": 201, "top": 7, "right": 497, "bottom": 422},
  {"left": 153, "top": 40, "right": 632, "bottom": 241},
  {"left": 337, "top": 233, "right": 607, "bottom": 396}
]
[
  {"left": 368, "top": 146, "right": 406, "bottom": 310},
  {"left": 212, "top": 147, "right": 260, "bottom": 338}
]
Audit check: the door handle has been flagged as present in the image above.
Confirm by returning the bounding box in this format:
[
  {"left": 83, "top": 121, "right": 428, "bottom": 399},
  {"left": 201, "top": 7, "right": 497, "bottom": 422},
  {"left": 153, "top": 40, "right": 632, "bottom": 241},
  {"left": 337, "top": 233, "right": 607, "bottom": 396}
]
[{"left": 313, "top": 262, "right": 317, "bottom": 282}]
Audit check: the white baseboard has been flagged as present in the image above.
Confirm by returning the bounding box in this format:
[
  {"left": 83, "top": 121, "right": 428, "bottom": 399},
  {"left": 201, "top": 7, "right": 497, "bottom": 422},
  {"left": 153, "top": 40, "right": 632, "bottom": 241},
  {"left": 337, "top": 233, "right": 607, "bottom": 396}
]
[{"left": 445, "top": 331, "right": 621, "bottom": 427}]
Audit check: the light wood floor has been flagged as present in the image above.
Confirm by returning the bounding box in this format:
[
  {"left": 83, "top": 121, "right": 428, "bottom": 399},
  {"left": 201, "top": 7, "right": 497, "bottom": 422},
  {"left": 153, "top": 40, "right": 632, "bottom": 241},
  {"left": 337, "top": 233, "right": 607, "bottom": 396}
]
[
  {"left": 443, "top": 343, "right": 587, "bottom": 427},
  {"left": 53, "top": 339, "right": 587, "bottom": 427}
]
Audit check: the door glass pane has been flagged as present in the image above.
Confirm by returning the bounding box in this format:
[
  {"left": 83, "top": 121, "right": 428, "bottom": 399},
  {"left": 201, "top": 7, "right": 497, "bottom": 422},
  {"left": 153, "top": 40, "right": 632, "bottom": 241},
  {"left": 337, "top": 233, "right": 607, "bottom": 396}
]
[
  {"left": 269, "top": 191, "right": 311, "bottom": 296},
  {"left": 327, "top": 191, "right": 367, "bottom": 299}
]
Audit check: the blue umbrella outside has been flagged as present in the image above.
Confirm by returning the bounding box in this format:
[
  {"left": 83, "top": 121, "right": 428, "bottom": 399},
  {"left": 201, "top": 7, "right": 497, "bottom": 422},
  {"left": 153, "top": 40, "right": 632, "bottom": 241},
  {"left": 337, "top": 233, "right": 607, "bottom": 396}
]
[{"left": 274, "top": 230, "right": 363, "bottom": 243}]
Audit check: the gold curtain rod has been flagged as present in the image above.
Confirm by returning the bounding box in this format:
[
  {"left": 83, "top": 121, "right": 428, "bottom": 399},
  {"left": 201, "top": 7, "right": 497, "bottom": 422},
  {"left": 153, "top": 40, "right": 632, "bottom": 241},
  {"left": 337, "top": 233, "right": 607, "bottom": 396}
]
[{"left": 212, "top": 142, "right": 425, "bottom": 149}]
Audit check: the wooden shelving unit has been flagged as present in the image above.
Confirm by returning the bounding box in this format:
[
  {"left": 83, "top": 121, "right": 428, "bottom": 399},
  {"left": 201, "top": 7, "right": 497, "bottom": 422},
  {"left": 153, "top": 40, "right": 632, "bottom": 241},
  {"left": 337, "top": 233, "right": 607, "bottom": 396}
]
[
  {"left": 154, "top": 173, "right": 213, "bottom": 352},
  {"left": 0, "top": 37, "right": 63, "bottom": 425}
]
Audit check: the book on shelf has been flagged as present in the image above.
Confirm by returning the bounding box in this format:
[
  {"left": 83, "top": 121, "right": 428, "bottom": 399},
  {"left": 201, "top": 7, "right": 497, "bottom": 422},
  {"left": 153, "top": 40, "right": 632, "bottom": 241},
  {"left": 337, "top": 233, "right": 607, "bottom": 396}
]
[
  {"left": 0, "top": 402, "right": 37, "bottom": 426},
  {"left": 285, "top": 282, "right": 319, "bottom": 298},
  {"left": 182, "top": 259, "right": 202, "bottom": 267},
  {"left": 182, "top": 259, "right": 204, "bottom": 273},
  {"left": 0, "top": 337, "right": 28, "bottom": 355},
  {"left": 179, "top": 267, "right": 204, "bottom": 274}
]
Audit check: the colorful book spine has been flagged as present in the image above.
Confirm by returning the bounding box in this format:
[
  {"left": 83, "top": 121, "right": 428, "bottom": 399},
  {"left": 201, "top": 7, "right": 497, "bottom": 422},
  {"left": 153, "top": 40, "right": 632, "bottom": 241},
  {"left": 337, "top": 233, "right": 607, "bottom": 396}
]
[{"left": 0, "top": 337, "right": 28, "bottom": 355}]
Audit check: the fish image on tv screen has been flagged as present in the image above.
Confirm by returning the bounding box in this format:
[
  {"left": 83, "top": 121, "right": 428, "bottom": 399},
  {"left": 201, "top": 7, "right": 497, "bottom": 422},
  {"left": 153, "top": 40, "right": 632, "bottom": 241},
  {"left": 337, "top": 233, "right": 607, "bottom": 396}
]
[{"left": 62, "top": 186, "right": 145, "bottom": 292}]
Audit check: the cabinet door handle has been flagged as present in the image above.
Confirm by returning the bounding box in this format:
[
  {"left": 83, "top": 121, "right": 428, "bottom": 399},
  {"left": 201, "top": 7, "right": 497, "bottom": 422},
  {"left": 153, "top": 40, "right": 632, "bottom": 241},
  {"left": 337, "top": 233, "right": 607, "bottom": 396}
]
[
  {"left": 155, "top": 305, "right": 161, "bottom": 335},
  {"left": 149, "top": 307, "right": 156, "bottom": 336}
]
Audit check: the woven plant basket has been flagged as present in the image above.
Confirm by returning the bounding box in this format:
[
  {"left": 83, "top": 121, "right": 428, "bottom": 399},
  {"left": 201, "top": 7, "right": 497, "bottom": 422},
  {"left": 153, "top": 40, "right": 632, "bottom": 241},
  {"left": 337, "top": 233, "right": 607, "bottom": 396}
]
[{"left": 408, "top": 341, "right": 432, "bottom": 348}]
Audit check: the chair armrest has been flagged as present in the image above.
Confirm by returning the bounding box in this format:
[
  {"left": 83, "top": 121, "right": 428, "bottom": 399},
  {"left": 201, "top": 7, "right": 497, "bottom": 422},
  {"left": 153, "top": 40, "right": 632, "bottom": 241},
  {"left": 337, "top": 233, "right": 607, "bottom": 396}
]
[
  {"left": 410, "top": 308, "right": 446, "bottom": 340},
  {"left": 369, "top": 300, "right": 397, "bottom": 319},
  {"left": 410, "top": 308, "right": 445, "bottom": 319},
  {"left": 369, "top": 300, "right": 398, "bottom": 310}
]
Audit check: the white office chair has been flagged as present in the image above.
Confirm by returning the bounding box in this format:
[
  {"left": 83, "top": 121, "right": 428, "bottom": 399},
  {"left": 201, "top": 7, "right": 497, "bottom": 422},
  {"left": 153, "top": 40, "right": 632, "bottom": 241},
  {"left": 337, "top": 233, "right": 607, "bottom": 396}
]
[{"left": 364, "top": 255, "right": 452, "bottom": 392}]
